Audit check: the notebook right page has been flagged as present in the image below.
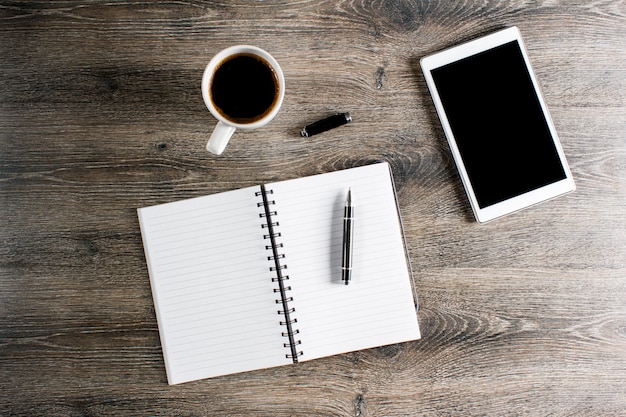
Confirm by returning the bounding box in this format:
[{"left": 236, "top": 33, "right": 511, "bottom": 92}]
[{"left": 267, "top": 162, "right": 420, "bottom": 361}]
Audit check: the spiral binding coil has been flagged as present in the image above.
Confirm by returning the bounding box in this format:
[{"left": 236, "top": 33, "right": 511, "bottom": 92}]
[{"left": 256, "top": 185, "right": 303, "bottom": 362}]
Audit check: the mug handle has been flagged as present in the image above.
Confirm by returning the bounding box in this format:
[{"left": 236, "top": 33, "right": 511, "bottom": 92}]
[{"left": 206, "top": 121, "right": 236, "bottom": 155}]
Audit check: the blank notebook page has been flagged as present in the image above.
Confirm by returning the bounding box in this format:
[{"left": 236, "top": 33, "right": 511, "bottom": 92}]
[
  {"left": 267, "top": 163, "right": 421, "bottom": 361},
  {"left": 138, "top": 186, "right": 291, "bottom": 384},
  {"left": 138, "top": 162, "right": 421, "bottom": 384}
]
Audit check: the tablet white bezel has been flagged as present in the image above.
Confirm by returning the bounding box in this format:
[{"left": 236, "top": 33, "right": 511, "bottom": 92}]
[{"left": 420, "top": 26, "right": 575, "bottom": 223}]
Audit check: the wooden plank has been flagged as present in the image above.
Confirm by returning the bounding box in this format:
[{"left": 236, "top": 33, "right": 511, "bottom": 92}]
[{"left": 1, "top": 0, "right": 624, "bottom": 415}]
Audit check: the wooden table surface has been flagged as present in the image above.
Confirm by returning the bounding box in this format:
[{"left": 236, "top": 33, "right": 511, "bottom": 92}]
[{"left": 1, "top": 1, "right": 625, "bottom": 415}]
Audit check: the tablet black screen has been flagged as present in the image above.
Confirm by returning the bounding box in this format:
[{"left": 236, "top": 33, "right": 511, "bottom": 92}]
[{"left": 431, "top": 40, "right": 566, "bottom": 208}]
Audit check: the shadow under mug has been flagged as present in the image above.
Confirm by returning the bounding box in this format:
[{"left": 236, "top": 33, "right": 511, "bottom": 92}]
[{"left": 201, "top": 45, "right": 285, "bottom": 155}]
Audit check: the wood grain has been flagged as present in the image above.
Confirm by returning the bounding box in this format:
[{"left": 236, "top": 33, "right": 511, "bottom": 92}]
[{"left": 1, "top": 0, "right": 625, "bottom": 415}]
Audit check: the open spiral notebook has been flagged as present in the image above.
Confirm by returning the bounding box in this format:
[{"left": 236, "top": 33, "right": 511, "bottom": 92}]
[{"left": 138, "top": 162, "right": 421, "bottom": 384}]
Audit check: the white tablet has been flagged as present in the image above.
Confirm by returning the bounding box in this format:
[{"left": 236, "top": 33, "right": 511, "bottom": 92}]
[{"left": 421, "top": 27, "right": 575, "bottom": 223}]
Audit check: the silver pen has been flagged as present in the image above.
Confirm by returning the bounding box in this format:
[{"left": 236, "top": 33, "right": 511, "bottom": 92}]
[{"left": 341, "top": 188, "right": 354, "bottom": 285}]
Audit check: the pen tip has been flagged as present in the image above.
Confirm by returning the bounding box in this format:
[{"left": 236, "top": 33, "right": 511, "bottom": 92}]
[{"left": 347, "top": 188, "right": 351, "bottom": 203}]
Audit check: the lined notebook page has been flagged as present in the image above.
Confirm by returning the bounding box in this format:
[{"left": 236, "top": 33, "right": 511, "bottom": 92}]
[
  {"left": 267, "top": 162, "right": 421, "bottom": 361},
  {"left": 138, "top": 186, "right": 291, "bottom": 384}
]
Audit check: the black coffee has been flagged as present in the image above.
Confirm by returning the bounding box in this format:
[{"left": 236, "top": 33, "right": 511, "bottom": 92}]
[{"left": 210, "top": 53, "right": 279, "bottom": 124}]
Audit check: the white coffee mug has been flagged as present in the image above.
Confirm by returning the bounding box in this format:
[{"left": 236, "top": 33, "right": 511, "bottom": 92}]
[{"left": 201, "top": 45, "right": 285, "bottom": 155}]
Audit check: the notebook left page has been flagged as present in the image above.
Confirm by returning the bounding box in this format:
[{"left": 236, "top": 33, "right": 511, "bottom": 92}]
[{"left": 138, "top": 186, "right": 292, "bottom": 384}]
